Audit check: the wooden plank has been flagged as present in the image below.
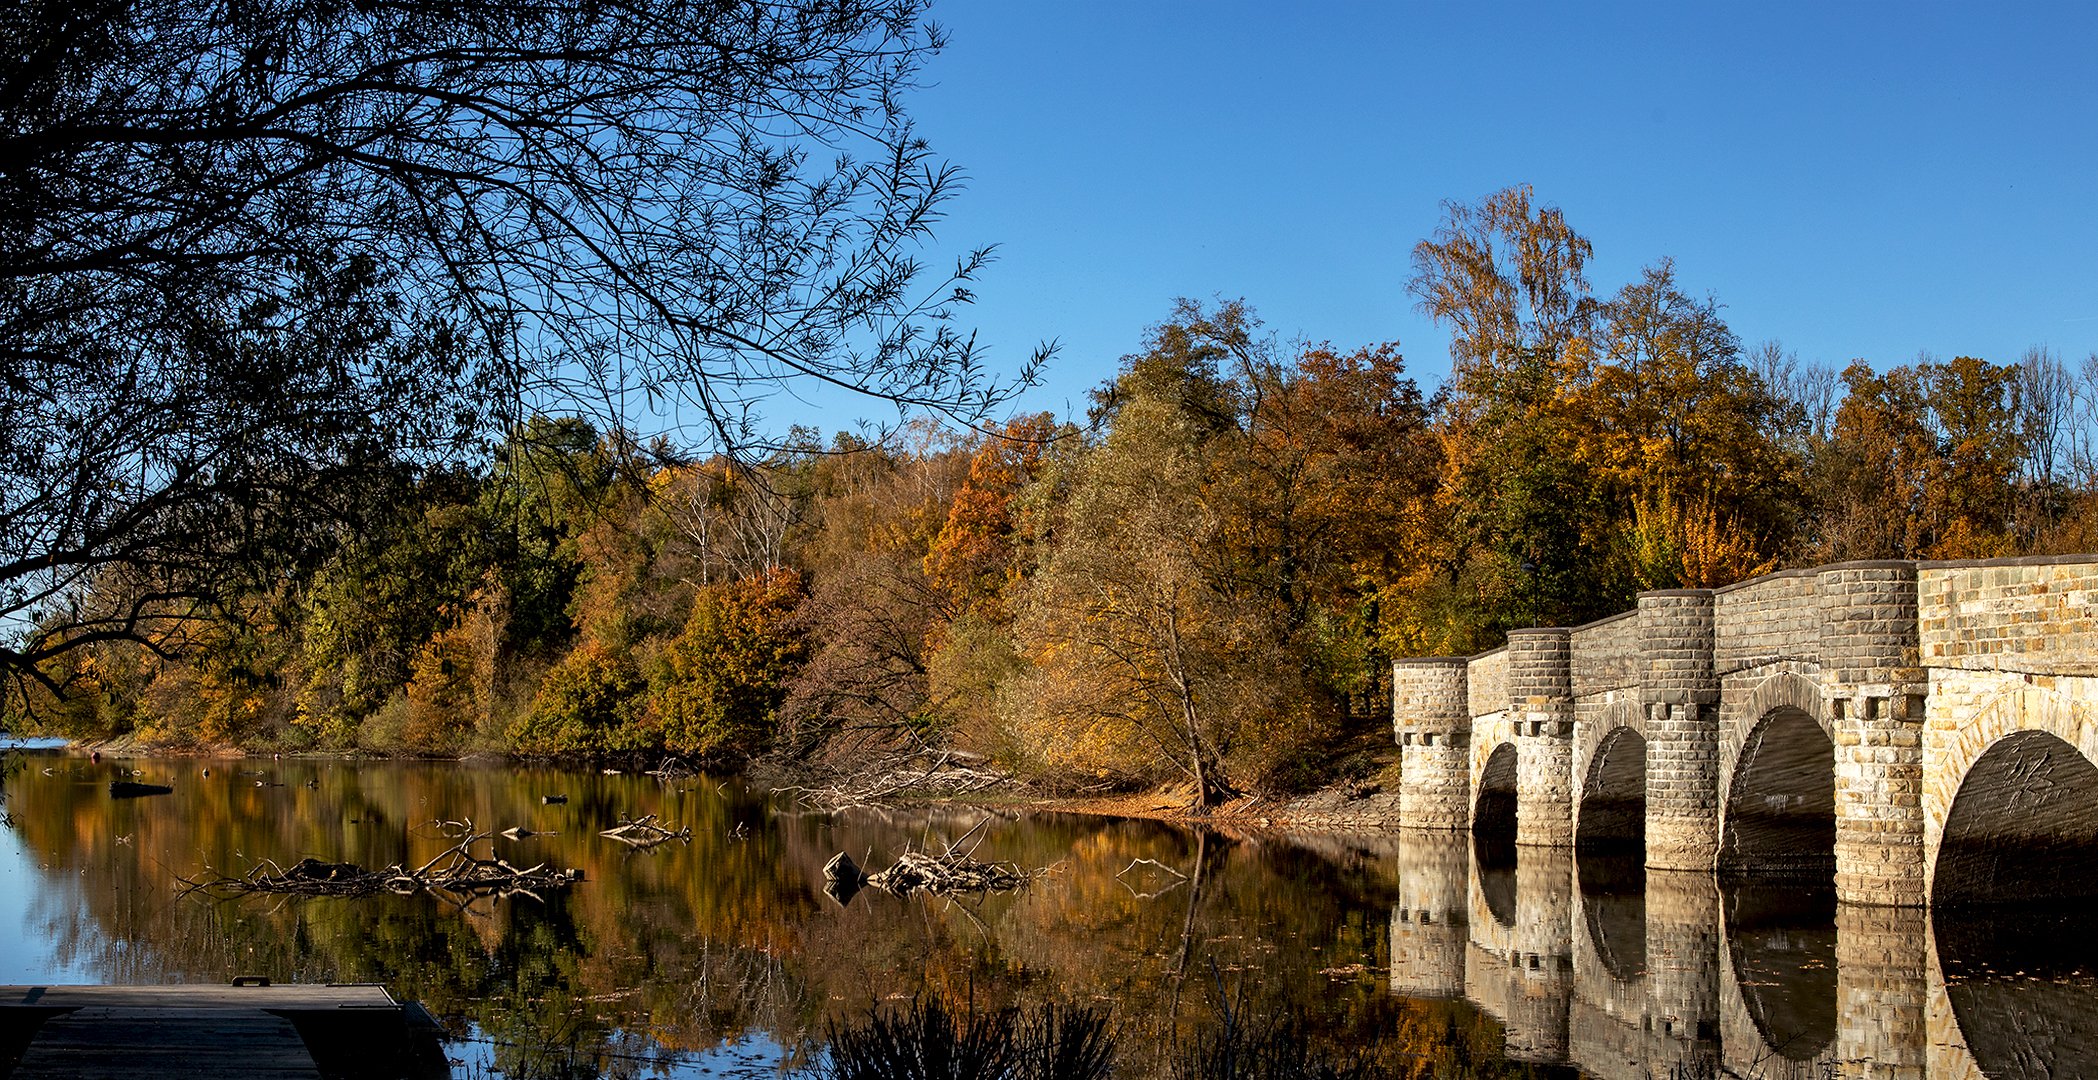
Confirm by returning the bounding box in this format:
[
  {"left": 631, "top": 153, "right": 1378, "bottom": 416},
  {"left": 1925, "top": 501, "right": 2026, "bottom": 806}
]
[
  {"left": 1, "top": 983, "right": 396, "bottom": 1010},
  {"left": 0, "top": 984, "right": 426, "bottom": 1080},
  {"left": 11, "top": 1013, "right": 321, "bottom": 1079}
]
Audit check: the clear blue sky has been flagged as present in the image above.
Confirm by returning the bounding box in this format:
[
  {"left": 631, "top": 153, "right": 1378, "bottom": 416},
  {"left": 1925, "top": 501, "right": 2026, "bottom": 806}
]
[{"left": 899, "top": 2, "right": 2098, "bottom": 420}]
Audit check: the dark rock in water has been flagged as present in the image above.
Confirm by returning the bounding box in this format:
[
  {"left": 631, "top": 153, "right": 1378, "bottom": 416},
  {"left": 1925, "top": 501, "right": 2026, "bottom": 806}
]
[
  {"left": 109, "top": 781, "right": 173, "bottom": 798},
  {"left": 824, "top": 850, "right": 865, "bottom": 884},
  {"left": 542, "top": 794, "right": 569, "bottom": 805}
]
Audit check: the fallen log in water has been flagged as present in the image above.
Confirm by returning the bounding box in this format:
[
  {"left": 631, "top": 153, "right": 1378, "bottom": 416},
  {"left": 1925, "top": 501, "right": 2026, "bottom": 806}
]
[
  {"left": 599, "top": 814, "right": 691, "bottom": 848},
  {"left": 178, "top": 825, "right": 582, "bottom": 903},
  {"left": 110, "top": 781, "right": 173, "bottom": 798}
]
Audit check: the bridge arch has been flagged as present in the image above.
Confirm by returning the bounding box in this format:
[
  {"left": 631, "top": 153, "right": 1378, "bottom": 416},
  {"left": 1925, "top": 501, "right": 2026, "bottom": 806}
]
[
  {"left": 1576, "top": 720, "right": 1646, "bottom": 857},
  {"left": 1719, "top": 703, "right": 1835, "bottom": 879},
  {"left": 1924, "top": 685, "right": 2095, "bottom": 905},
  {"left": 1719, "top": 670, "right": 1829, "bottom": 793},
  {"left": 1472, "top": 742, "right": 1518, "bottom": 854}
]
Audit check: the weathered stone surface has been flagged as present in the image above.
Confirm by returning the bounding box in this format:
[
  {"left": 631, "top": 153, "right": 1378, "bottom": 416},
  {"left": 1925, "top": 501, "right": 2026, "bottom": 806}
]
[{"left": 1394, "top": 658, "right": 1473, "bottom": 831}]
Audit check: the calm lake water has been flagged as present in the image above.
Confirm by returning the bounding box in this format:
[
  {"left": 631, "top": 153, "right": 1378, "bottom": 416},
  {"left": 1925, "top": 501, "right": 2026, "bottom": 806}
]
[{"left": 0, "top": 751, "right": 2091, "bottom": 1078}]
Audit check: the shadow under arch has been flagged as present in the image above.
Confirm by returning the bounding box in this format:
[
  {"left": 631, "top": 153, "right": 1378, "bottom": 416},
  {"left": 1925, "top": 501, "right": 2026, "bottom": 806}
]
[
  {"left": 1472, "top": 742, "right": 1517, "bottom": 856},
  {"left": 1472, "top": 743, "right": 1518, "bottom": 928},
  {"left": 1576, "top": 726, "right": 1644, "bottom": 859},
  {"left": 1930, "top": 731, "right": 2098, "bottom": 1078},
  {"left": 1719, "top": 706, "right": 1833, "bottom": 881},
  {"left": 1721, "top": 879, "right": 1836, "bottom": 1063},
  {"left": 1933, "top": 729, "right": 2098, "bottom": 907}
]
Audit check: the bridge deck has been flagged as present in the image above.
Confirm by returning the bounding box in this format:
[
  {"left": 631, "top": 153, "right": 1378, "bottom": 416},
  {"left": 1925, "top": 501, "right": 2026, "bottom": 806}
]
[{"left": 0, "top": 983, "right": 441, "bottom": 1079}]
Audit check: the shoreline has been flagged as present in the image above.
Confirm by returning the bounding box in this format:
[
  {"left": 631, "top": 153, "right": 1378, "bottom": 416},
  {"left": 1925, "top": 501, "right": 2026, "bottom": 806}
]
[{"left": 10, "top": 738, "right": 1411, "bottom": 832}]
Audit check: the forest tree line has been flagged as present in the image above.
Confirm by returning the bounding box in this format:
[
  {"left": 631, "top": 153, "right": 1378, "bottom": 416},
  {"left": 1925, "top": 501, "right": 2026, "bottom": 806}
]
[{"left": 20, "top": 189, "right": 2098, "bottom": 803}]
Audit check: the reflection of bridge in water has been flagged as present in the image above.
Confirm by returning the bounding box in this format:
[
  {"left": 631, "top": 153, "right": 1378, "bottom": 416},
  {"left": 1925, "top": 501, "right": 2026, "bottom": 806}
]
[{"left": 1386, "top": 829, "right": 2098, "bottom": 1079}]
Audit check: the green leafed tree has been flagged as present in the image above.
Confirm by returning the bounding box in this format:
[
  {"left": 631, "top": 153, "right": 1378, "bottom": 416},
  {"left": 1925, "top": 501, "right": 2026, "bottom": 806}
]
[{"left": 648, "top": 568, "right": 810, "bottom": 762}]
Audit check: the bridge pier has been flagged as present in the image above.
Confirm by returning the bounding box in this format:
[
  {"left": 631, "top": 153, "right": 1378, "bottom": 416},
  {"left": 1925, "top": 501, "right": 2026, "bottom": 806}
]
[
  {"left": 1392, "top": 658, "right": 1472, "bottom": 831},
  {"left": 1640, "top": 591, "right": 1720, "bottom": 871},
  {"left": 1820, "top": 563, "right": 1926, "bottom": 908},
  {"left": 1509, "top": 629, "right": 1575, "bottom": 848}
]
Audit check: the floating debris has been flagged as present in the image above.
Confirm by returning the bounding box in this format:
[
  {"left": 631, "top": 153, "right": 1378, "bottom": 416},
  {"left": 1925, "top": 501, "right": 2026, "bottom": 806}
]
[
  {"left": 847, "top": 819, "right": 1042, "bottom": 899},
  {"left": 647, "top": 757, "right": 699, "bottom": 780},
  {"left": 542, "top": 794, "right": 569, "bottom": 805},
  {"left": 599, "top": 814, "right": 691, "bottom": 848},
  {"left": 109, "top": 781, "right": 173, "bottom": 798},
  {"left": 823, "top": 851, "right": 867, "bottom": 905}
]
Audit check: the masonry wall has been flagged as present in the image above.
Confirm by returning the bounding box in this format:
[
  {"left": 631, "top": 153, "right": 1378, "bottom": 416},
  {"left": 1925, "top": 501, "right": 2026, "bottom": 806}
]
[
  {"left": 1919, "top": 558, "right": 2098, "bottom": 677},
  {"left": 1469, "top": 648, "right": 1509, "bottom": 721},
  {"left": 1570, "top": 612, "right": 1639, "bottom": 699},
  {"left": 1714, "top": 570, "right": 1819, "bottom": 674}
]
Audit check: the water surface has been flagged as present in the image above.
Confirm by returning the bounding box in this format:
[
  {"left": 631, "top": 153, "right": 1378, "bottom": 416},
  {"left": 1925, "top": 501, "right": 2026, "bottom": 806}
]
[{"left": 0, "top": 751, "right": 2089, "bottom": 1078}]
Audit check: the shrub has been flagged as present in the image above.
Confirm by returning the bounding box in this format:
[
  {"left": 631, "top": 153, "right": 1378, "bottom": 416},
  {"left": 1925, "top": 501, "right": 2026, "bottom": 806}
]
[
  {"left": 813, "top": 998, "right": 1114, "bottom": 1080},
  {"left": 511, "top": 640, "right": 647, "bottom": 755}
]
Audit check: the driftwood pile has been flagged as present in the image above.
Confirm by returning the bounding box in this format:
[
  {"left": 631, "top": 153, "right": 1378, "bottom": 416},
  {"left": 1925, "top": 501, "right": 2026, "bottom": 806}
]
[
  {"left": 866, "top": 850, "right": 1036, "bottom": 895},
  {"left": 777, "top": 749, "right": 1010, "bottom": 811},
  {"left": 179, "top": 826, "right": 582, "bottom": 903},
  {"left": 824, "top": 819, "right": 1040, "bottom": 902}
]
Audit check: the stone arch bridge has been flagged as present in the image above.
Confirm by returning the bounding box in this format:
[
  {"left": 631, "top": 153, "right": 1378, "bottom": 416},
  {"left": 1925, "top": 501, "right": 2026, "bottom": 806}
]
[{"left": 1390, "top": 557, "right": 2098, "bottom": 907}]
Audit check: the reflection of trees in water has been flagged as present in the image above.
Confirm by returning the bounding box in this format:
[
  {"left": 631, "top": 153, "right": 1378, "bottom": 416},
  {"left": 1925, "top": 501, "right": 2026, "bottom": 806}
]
[{"left": 0, "top": 756, "right": 1555, "bottom": 1079}]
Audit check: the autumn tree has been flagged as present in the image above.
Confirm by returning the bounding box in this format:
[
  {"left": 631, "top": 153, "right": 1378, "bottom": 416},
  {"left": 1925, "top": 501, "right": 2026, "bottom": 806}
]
[
  {"left": 1810, "top": 354, "right": 2031, "bottom": 561},
  {"left": 924, "top": 415, "right": 1062, "bottom": 625},
  {"left": 648, "top": 568, "right": 810, "bottom": 761},
  {"left": 1574, "top": 262, "right": 1806, "bottom": 588},
  {"left": 1007, "top": 305, "right": 1332, "bottom": 805},
  {"left": 1401, "top": 189, "right": 1807, "bottom": 648},
  {"left": 1007, "top": 392, "right": 1248, "bottom": 807},
  {"left": 766, "top": 429, "right": 966, "bottom": 760}
]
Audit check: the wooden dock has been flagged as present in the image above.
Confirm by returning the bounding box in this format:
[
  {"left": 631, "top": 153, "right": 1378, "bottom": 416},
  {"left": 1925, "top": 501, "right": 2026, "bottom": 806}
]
[{"left": 0, "top": 982, "right": 446, "bottom": 1079}]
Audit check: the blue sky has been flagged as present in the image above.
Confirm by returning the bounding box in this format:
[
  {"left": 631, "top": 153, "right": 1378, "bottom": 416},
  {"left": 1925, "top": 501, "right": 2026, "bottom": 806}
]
[{"left": 896, "top": 2, "right": 2098, "bottom": 421}]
